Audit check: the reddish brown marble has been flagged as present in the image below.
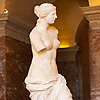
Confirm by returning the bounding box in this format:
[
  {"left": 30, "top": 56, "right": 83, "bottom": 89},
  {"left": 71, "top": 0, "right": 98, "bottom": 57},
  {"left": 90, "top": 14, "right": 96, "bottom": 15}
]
[
  {"left": 0, "top": 36, "right": 81, "bottom": 100},
  {"left": 89, "top": 29, "right": 100, "bottom": 100},
  {"left": 0, "top": 37, "right": 6, "bottom": 100},
  {"left": 57, "top": 61, "right": 78, "bottom": 100},
  {"left": 0, "top": 35, "right": 90, "bottom": 100},
  {"left": 6, "top": 37, "right": 32, "bottom": 100},
  {"left": 56, "top": 47, "right": 80, "bottom": 100},
  {"left": 0, "top": 36, "right": 32, "bottom": 100}
]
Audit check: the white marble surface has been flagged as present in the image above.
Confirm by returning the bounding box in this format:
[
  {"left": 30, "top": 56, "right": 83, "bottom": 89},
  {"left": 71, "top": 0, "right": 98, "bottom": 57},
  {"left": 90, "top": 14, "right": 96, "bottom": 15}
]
[{"left": 25, "top": 3, "right": 73, "bottom": 100}]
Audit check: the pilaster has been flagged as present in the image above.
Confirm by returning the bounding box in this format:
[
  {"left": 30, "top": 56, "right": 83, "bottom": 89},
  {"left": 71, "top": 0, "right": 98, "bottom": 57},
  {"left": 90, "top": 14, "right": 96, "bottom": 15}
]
[
  {"left": 81, "top": 6, "right": 100, "bottom": 30},
  {"left": 81, "top": 6, "right": 100, "bottom": 100},
  {"left": 0, "top": 13, "right": 32, "bottom": 100},
  {"left": 57, "top": 46, "right": 80, "bottom": 100}
]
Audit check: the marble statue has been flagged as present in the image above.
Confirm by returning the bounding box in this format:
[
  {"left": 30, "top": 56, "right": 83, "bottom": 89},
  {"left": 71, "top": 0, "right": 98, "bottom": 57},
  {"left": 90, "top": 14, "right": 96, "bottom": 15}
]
[{"left": 25, "top": 3, "right": 73, "bottom": 100}]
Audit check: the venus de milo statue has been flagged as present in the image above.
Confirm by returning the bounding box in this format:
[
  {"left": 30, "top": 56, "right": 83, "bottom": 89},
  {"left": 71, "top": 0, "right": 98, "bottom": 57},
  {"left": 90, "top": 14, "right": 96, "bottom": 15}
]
[{"left": 25, "top": 3, "right": 73, "bottom": 100}]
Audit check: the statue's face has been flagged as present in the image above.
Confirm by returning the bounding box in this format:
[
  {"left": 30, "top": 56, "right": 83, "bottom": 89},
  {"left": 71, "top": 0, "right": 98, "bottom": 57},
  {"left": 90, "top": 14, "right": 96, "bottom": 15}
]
[{"left": 45, "top": 10, "right": 57, "bottom": 24}]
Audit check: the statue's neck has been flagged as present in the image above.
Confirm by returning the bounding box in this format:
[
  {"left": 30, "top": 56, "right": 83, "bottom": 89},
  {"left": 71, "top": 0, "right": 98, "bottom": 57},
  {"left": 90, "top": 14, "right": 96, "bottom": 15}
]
[{"left": 36, "top": 19, "right": 49, "bottom": 32}]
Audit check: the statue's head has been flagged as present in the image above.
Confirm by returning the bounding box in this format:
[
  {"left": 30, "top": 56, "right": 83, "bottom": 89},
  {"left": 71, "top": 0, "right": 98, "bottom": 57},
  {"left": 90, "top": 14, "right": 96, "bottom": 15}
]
[{"left": 34, "top": 3, "right": 57, "bottom": 24}]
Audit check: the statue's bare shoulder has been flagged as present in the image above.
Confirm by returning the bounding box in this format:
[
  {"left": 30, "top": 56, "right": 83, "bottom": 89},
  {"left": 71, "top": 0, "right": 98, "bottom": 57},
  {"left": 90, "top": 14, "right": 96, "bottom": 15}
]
[
  {"left": 29, "top": 27, "right": 40, "bottom": 38},
  {"left": 29, "top": 27, "right": 46, "bottom": 52}
]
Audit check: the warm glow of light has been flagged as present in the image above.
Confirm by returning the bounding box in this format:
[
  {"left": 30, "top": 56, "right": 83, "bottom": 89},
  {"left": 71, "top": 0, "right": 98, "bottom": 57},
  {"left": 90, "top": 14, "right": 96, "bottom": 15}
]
[
  {"left": 59, "top": 44, "right": 71, "bottom": 48},
  {"left": 89, "top": 0, "right": 100, "bottom": 6},
  {"left": 3, "top": 9, "right": 8, "bottom": 13}
]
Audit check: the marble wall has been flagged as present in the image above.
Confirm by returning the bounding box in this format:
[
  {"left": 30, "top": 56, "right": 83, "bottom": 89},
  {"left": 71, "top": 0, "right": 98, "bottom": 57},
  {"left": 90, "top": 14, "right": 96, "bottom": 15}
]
[
  {"left": 80, "top": 6, "right": 100, "bottom": 100},
  {"left": 57, "top": 47, "right": 79, "bottom": 100},
  {"left": 89, "top": 29, "right": 100, "bottom": 100},
  {"left": 0, "top": 0, "right": 5, "bottom": 13},
  {"left": 0, "top": 37, "right": 6, "bottom": 100},
  {"left": 0, "top": 36, "right": 80, "bottom": 100},
  {"left": 0, "top": 36, "right": 32, "bottom": 100},
  {"left": 57, "top": 61, "right": 78, "bottom": 100}
]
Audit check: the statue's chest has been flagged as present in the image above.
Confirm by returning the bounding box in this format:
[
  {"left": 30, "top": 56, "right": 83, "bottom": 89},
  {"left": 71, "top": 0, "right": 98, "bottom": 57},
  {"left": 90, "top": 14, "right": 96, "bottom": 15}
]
[{"left": 49, "top": 35, "right": 60, "bottom": 49}]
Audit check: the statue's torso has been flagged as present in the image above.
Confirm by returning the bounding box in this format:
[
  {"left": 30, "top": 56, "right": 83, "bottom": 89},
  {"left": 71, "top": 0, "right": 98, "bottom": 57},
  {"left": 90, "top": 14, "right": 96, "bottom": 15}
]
[{"left": 27, "top": 26, "right": 60, "bottom": 82}]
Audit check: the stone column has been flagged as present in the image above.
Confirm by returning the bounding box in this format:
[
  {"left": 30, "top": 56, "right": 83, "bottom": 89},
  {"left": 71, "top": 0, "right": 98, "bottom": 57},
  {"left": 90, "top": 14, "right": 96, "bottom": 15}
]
[
  {"left": 57, "top": 46, "right": 80, "bottom": 100},
  {"left": 81, "top": 6, "right": 100, "bottom": 100},
  {"left": 0, "top": 13, "right": 32, "bottom": 100}
]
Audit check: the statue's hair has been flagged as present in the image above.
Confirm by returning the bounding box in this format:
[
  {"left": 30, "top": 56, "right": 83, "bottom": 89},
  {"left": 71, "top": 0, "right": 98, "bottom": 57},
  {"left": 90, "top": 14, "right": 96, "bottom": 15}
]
[{"left": 34, "top": 3, "right": 56, "bottom": 18}]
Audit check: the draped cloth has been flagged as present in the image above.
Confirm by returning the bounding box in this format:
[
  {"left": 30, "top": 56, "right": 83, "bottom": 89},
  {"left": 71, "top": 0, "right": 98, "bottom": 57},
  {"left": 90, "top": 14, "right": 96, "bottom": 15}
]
[{"left": 25, "top": 74, "right": 73, "bottom": 100}]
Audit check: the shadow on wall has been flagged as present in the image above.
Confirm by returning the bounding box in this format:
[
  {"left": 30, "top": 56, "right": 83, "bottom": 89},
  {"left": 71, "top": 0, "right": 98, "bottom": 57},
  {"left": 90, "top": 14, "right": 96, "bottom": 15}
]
[
  {"left": 75, "top": 17, "right": 90, "bottom": 100},
  {"left": 77, "top": 0, "right": 89, "bottom": 7}
]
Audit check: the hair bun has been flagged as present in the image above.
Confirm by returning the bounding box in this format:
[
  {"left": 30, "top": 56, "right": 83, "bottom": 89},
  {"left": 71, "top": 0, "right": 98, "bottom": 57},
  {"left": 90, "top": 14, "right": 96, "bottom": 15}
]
[
  {"left": 34, "top": 3, "right": 56, "bottom": 18},
  {"left": 34, "top": 5, "right": 40, "bottom": 17}
]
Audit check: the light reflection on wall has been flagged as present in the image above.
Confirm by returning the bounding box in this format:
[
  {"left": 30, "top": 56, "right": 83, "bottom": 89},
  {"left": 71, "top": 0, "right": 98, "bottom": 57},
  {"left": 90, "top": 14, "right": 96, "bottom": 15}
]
[
  {"left": 3, "top": 9, "right": 8, "bottom": 13},
  {"left": 59, "top": 44, "right": 71, "bottom": 48},
  {"left": 89, "top": 0, "right": 100, "bottom": 6}
]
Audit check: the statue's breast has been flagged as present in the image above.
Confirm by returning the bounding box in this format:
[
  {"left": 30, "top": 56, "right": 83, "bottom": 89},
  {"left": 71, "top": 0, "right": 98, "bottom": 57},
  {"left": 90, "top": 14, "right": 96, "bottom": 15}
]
[
  {"left": 52, "top": 39, "right": 60, "bottom": 49},
  {"left": 47, "top": 26, "right": 60, "bottom": 49}
]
